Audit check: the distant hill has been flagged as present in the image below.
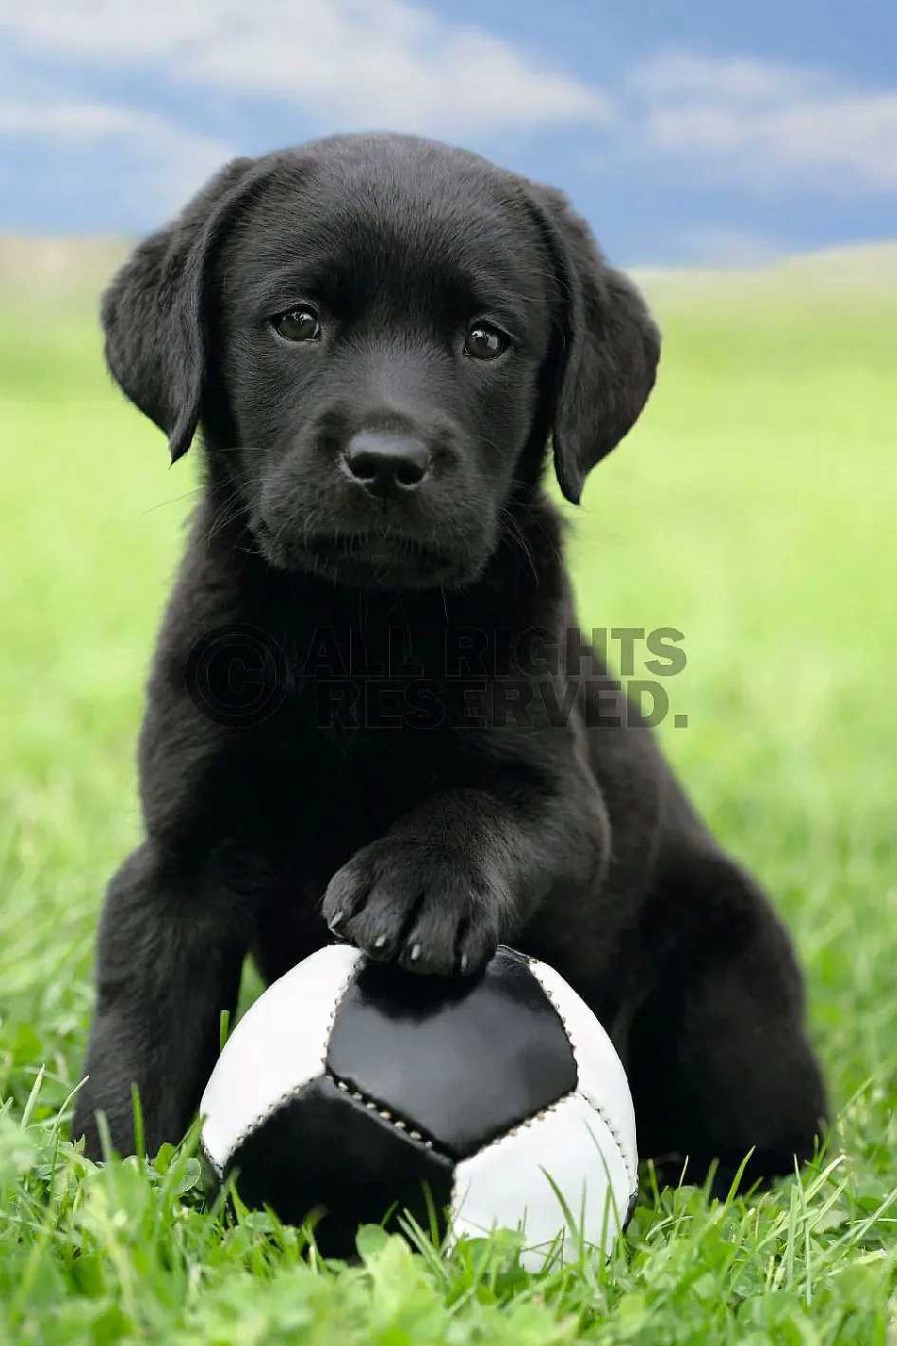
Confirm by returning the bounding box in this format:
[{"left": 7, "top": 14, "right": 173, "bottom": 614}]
[
  {"left": 1, "top": 236, "right": 894, "bottom": 311},
  {"left": 0, "top": 237, "right": 127, "bottom": 303},
  {"left": 633, "top": 240, "right": 897, "bottom": 284},
  {"left": 634, "top": 241, "right": 897, "bottom": 313}
]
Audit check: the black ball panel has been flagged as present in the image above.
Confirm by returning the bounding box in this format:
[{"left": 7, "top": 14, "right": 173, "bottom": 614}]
[
  {"left": 222, "top": 1075, "right": 454, "bottom": 1259},
  {"left": 326, "top": 945, "right": 577, "bottom": 1160}
]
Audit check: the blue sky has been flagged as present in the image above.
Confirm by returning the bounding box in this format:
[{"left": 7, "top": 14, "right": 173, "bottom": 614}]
[{"left": 1, "top": 0, "right": 895, "bottom": 265}]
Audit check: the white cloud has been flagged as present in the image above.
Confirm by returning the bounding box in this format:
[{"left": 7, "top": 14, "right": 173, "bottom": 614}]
[
  {"left": 632, "top": 52, "right": 831, "bottom": 104},
  {"left": 0, "top": 97, "right": 233, "bottom": 216},
  {"left": 3, "top": 6, "right": 894, "bottom": 217},
  {"left": 633, "top": 51, "right": 897, "bottom": 192},
  {"left": 0, "top": 101, "right": 139, "bottom": 138},
  {"left": 0, "top": 0, "right": 613, "bottom": 137}
]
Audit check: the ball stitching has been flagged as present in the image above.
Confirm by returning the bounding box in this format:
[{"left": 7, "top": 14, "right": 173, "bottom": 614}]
[
  {"left": 221, "top": 950, "right": 362, "bottom": 1161},
  {"left": 327, "top": 1070, "right": 448, "bottom": 1156},
  {"left": 528, "top": 969, "right": 637, "bottom": 1191},
  {"left": 447, "top": 1092, "right": 635, "bottom": 1238},
  {"left": 446, "top": 1091, "right": 573, "bottom": 1231}
]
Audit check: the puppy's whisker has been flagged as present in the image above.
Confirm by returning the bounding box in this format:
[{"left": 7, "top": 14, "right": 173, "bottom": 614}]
[
  {"left": 508, "top": 486, "right": 565, "bottom": 567},
  {"left": 213, "top": 444, "right": 271, "bottom": 454},
  {"left": 142, "top": 486, "right": 204, "bottom": 516},
  {"left": 499, "top": 506, "right": 540, "bottom": 585},
  {"left": 203, "top": 491, "right": 252, "bottom": 545}
]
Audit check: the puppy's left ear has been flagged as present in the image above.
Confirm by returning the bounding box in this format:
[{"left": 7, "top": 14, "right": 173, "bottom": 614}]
[{"left": 529, "top": 185, "right": 661, "bottom": 504}]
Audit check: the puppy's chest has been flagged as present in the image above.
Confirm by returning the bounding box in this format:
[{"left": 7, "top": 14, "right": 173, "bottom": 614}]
[
  {"left": 271, "top": 618, "right": 501, "bottom": 742},
  {"left": 217, "top": 617, "right": 511, "bottom": 860},
  {"left": 229, "top": 709, "right": 450, "bottom": 872}
]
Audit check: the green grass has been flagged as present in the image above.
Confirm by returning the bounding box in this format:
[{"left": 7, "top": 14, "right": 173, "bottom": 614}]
[{"left": 1, "top": 243, "right": 896, "bottom": 1343}]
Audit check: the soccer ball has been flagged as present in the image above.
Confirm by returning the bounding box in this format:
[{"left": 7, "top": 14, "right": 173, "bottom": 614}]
[{"left": 200, "top": 944, "right": 638, "bottom": 1265}]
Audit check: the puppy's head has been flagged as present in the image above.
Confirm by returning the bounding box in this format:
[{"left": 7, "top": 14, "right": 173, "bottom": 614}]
[{"left": 103, "top": 133, "right": 659, "bottom": 589}]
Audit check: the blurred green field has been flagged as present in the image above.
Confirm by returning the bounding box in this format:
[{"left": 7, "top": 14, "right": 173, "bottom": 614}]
[{"left": 1, "top": 240, "right": 896, "bottom": 1343}]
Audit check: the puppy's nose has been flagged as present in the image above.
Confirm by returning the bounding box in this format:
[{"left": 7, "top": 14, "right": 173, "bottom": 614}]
[{"left": 343, "top": 431, "right": 431, "bottom": 497}]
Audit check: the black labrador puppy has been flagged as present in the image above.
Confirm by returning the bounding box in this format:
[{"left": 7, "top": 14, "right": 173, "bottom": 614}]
[{"left": 74, "top": 133, "right": 826, "bottom": 1189}]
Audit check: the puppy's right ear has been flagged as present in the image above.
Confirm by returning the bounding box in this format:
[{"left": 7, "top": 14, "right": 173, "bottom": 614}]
[{"left": 102, "top": 157, "right": 256, "bottom": 462}]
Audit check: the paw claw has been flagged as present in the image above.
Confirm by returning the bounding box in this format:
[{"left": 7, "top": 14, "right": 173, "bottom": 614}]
[{"left": 324, "top": 838, "right": 502, "bottom": 979}]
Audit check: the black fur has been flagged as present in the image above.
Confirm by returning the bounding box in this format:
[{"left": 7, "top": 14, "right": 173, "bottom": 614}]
[{"left": 75, "top": 133, "right": 826, "bottom": 1191}]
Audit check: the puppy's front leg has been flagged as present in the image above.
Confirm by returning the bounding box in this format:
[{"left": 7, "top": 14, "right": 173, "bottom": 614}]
[
  {"left": 73, "top": 842, "right": 248, "bottom": 1159},
  {"left": 322, "top": 762, "right": 608, "bottom": 977}
]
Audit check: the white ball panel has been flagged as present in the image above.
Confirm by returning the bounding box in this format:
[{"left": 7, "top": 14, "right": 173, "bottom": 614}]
[
  {"left": 200, "top": 943, "right": 362, "bottom": 1170},
  {"left": 526, "top": 956, "right": 637, "bottom": 1180},
  {"left": 450, "top": 1092, "right": 634, "bottom": 1269}
]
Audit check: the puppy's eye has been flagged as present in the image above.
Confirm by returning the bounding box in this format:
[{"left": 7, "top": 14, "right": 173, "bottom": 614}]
[
  {"left": 464, "top": 323, "right": 507, "bottom": 360},
  {"left": 272, "top": 306, "right": 321, "bottom": 342}
]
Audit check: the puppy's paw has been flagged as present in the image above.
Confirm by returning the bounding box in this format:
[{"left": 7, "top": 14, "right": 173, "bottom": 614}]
[{"left": 322, "top": 837, "right": 503, "bottom": 977}]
